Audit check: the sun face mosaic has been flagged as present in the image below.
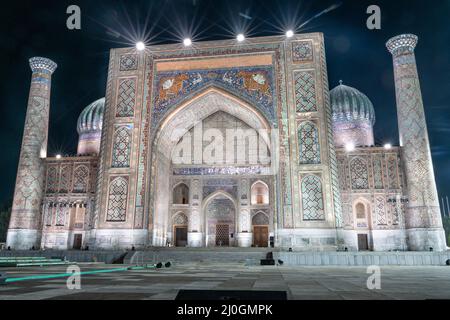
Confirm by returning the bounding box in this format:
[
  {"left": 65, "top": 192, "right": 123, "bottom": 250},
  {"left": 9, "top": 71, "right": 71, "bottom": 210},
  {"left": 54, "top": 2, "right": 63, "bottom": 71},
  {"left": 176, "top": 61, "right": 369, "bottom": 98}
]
[{"left": 151, "top": 66, "right": 276, "bottom": 132}]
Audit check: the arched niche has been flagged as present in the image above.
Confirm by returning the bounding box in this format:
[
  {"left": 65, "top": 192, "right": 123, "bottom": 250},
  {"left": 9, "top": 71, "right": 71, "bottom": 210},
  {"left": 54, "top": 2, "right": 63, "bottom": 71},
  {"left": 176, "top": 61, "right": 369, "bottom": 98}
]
[
  {"left": 173, "top": 183, "right": 189, "bottom": 204},
  {"left": 251, "top": 181, "right": 270, "bottom": 205},
  {"left": 149, "top": 87, "right": 274, "bottom": 247}
]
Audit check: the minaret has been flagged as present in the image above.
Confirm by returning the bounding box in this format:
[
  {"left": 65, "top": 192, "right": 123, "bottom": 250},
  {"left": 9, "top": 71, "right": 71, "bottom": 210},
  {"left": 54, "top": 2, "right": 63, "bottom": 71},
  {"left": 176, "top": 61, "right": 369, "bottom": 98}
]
[
  {"left": 386, "top": 34, "right": 447, "bottom": 251},
  {"left": 7, "top": 57, "right": 57, "bottom": 250}
]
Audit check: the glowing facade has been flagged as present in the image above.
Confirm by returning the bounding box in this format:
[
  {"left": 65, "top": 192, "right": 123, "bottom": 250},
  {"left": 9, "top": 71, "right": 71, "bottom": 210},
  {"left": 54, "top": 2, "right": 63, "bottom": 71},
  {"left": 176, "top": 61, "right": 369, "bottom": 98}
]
[{"left": 7, "top": 33, "right": 447, "bottom": 251}]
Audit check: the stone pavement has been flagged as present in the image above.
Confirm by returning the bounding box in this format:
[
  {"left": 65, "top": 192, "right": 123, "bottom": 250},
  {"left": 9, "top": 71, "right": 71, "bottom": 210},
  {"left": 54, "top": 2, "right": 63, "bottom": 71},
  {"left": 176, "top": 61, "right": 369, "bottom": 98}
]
[{"left": 0, "top": 263, "right": 449, "bottom": 300}]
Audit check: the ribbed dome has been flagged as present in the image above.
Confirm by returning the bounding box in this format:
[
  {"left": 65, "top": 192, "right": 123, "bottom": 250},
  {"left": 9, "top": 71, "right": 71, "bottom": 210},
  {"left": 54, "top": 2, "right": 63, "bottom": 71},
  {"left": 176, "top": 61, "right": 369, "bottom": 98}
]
[
  {"left": 77, "top": 98, "right": 105, "bottom": 135},
  {"left": 330, "top": 82, "right": 375, "bottom": 125}
]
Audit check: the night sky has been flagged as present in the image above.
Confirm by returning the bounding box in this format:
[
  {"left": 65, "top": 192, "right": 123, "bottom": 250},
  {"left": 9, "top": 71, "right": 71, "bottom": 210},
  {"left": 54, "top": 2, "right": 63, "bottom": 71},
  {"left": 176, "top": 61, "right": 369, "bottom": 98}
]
[{"left": 1, "top": 0, "right": 449, "bottom": 209}]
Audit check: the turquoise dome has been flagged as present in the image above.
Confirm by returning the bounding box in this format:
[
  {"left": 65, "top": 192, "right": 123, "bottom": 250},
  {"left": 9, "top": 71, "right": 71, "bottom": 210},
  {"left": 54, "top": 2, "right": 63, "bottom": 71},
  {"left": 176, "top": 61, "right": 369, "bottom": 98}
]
[
  {"left": 330, "top": 82, "right": 375, "bottom": 125},
  {"left": 77, "top": 98, "right": 105, "bottom": 134}
]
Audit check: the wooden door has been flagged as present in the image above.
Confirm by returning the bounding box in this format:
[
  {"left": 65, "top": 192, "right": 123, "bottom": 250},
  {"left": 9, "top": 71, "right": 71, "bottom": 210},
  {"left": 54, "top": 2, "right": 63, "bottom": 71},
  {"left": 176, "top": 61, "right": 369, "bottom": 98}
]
[
  {"left": 73, "top": 234, "right": 82, "bottom": 250},
  {"left": 253, "top": 226, "right": 269, "bottom": 247},
  {"left": 175, "top": 226, "right": 188, "bottom": 247},
  {"left": 357, "top": 234, "right": 369, "bottom": 251},
  {"left": 215, "top": 224, "right": 229, "bottom": 246}
]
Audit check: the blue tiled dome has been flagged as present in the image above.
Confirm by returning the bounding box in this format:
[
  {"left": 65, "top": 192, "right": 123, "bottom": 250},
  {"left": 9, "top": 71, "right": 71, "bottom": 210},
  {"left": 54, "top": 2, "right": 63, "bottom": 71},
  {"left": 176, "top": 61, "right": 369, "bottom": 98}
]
[
  {"left": 330, "top": 82, "right": 375, "bottom": 125},
  {"left": 76, "top": 98, "right": 105, "bottom": 134}
]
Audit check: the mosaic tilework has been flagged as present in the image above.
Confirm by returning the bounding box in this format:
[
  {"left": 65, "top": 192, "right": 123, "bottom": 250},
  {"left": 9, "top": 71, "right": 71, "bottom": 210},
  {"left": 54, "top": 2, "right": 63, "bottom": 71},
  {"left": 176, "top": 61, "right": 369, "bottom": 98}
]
[
  {"left": 350, "top": 157, "right": 369, "bottom": 190},
  {"left": 55, "top": 206, "right": 66, "bottom": 226},
  {"left": 301, "top": 175, "right": 325, "bottom": 221},
  {"left": 319, "top": 37, "right": 343, "bottom": 228},
  {"left": 207, "top": 197, "right": 235, "bottom": 219},
  {"left": 59, "top": 165, "right": 72, "bottom": 193},
  {"left": 388, "top": 35, "right": 443, "bottom": 231},
  {"left": 375, "top": 196, "right": 387, "bottom": 226},
  {"left": 9, "top": 57, "right": 57, "bottom": 238},
  {"left": 373, "top": 155, "right": 384, "bottom": 189},
  {"left": 111, "top": 126, "right": 132, "bottom": 168},
  {"left": 116, "top": 78, "right": 136, "bottom": 117},
  {"left": 252, "top": 212, "right": 269, "bottom": 225},
  {"left": 173, "top": 166, "right": 270, "bottom": 176},
  {"left": 298, "top": 121, "right": 321, "bottom": 164},
  {"left": 202, "top": 179, "right": 238, "bottom": 200},
  {"left": 106, "top": 177, "right": 128, "bottom": 222},
  {"left": 46, "top": 166, "right": 58, "bottom": 193},
  {"left": 173, "top": 212, "right": 188, "bottom": 225},
  {"left": 294, "top": 71, "right": 317, "bottom": 112},
  {"left": 44, "top": 206, "right": 52, "bottom": 226},
  {"left": 134, "top": 58, "right": 153, "bottom": 226},
  {"left": 152, "top": 67, "right": 275, "bottom": 132},
  {"left": 119, "top": 54, "right": 138, "bottom": 71},
  {"left": 387, "top": 155, "right": 399, "bottom": 189},
  {"left": 92, "top": 52, "right": 116, "bottom": 230},
  {"left": 337, "top": 158, "right": 347, "bottom": 190},
  {"left": 390, "top": 201, "right": 401, "bottom": 225},
  {"left": 292, "top": 41, "right": 313, "bottom": 63},
  {"left": 73, "top": 165, "right": 89, "bottom": 193}
]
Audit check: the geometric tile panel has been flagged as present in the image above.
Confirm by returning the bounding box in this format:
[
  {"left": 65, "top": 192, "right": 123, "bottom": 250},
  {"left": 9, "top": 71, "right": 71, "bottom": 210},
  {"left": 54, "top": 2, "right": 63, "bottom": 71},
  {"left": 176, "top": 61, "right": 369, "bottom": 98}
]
[
  {"left": 55, "top": 206, "right": 66, "bottom": 226},
  {"left": 294, "top": 71, "right": 317, "bottom": 112},
  {"left": 292, "top": 41, "right": 314, "bottom": 63},
  {"left": 387, "top": 155, "right": 399, "bottom": 189},
  {"left": 116, "top": 78, "right": 136, "bottom": 117},
  {"left": 301, "top": 174, "right": 325, "bottom": 220},
  {"left": 73, "top": 165, "right": 89, "bottom": 193},
  {"left": 46, "top": 166, "right": 58, "bottom": 193},
  {"left": 106, "top": 177, "right": 128, "bottom": 222},
  {"left": 375, "top": 196, "right": 387, "bottom": 225},
  {"left": 373, "top": 155, "right": 384, "bottom": 189},
  {"left": 350, "top": 157, "right": 369, "bottom": 190},
  {"left": 59, "top": 165, "right": 72, "bottom": 193},
  {"left": 298, "top": 121, "right": 321, "bottom": 164},
  {"left": 119, "top": 54, "right": 138, "bottom": 71},
  {"left": 111, "top": 126, "right": 132, "bottom": 168}
]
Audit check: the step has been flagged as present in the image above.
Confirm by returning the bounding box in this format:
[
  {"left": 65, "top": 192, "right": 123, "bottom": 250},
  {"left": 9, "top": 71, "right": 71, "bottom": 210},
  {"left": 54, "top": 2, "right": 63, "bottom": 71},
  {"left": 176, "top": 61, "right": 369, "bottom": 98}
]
[{"left": 125, "top": 248, "right": 273, "bottom": 265}]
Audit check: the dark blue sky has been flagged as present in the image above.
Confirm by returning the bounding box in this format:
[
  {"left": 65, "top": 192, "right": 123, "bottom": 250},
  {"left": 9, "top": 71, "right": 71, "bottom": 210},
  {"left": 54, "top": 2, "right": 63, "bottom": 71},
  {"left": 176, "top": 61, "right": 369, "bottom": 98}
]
[{"left": 0, "top": 0, "right": 449, "bottom": 208}]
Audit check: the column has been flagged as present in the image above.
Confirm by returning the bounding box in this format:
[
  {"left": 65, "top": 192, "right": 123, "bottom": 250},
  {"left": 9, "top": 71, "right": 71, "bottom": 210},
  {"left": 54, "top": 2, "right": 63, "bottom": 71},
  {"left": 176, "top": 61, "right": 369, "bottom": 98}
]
[
  {"left": 386, "top": 34, "right": 447, "bottom": 251},
  {"left": 7, "top": 57, "right": 57, "bottom": 249}
]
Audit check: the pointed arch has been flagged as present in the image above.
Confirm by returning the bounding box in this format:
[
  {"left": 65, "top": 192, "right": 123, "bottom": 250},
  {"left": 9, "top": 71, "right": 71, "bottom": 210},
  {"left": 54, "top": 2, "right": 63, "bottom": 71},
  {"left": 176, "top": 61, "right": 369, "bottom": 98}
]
[
  {"left": 149, "top": 87, "right": 276, "bottom": 247},
  {"left": 251, "top": 180, "right": 270, "bottom": 205},
  {"left": 153, "top": 87, "right": 273, "bottom": 158},
  {"left": 352, "top": 197, "right": 372, "bottom": 229},
  {"left": 202, "top": 190, "right": 236, "bottom": 209},
  {"left": 173, "top": 183, "right": 189, "bottom": 204},
  {"left": 252, "top": 211, "right": 269, "bottom": 225}
]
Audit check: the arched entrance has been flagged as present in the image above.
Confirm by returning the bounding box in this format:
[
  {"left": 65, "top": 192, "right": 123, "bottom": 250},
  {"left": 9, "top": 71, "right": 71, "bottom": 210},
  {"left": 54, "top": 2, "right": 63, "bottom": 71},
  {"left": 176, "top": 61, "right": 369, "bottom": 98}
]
[
  {"left": 172, "top": 212, "right": 188, "bottom": 247},
  {"left": 353, "top": 199, "right": 373, "bottom": 251},
  {"left": 252, "top": 211, "right": 270, "bottom": 247},
  {"left": 149, "top": 87, "right": 275, "bottom": 247},
  {"left": 203, "top": 192, "right": 236, "bottom": 247}
]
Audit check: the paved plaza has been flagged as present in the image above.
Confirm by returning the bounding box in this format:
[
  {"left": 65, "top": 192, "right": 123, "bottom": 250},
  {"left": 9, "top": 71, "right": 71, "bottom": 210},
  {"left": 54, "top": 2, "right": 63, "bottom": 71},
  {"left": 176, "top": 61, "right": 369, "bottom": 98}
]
[{"left": 0, "top": 263, "right": 450, "bottom": 300}]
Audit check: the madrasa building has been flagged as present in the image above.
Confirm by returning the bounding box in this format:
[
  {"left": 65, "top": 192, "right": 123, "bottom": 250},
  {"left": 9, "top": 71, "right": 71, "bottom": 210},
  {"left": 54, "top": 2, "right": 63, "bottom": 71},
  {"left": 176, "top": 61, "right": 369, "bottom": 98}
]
[{"left": 6, "top": 33, "right": 448, "bottom": 252}]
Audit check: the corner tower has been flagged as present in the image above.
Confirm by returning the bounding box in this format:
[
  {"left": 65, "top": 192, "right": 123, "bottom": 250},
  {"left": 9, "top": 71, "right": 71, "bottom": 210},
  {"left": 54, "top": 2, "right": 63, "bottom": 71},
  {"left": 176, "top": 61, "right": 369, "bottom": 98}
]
[
  {"left": 7, "top": 57, "right": 57, "bottom": 249},
  {"left": 386, "top": 34, "right": 447, "bottom": 251}
]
